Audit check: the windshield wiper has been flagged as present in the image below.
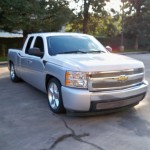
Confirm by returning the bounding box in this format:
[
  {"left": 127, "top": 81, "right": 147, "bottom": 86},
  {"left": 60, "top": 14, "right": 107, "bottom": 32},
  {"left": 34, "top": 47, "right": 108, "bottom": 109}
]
[
  {"left": 57, "top": 50, "right": 87, "bottom": 54},
  {"left": 87, "top": 50, "right": 105, "bottom": 53}
]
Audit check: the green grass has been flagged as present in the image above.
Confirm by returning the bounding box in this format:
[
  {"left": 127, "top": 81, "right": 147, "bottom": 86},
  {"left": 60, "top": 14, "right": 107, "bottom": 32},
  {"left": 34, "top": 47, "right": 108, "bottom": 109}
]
[{"left": 0, "top": 56, "right": 7, "bottom": 62}]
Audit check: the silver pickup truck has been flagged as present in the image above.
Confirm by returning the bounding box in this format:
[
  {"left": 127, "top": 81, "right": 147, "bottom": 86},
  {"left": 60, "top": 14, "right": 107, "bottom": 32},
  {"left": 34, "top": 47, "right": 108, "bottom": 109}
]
[{"left": 8, "top": 33, "right": 148, "bottom": 114}]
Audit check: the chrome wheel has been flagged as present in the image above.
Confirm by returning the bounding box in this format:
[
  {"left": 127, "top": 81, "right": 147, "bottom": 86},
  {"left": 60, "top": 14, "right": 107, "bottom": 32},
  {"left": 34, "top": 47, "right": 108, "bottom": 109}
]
[
  {"left": 48, "top": 82, "right": 60, "bottom": 110},
  {"left": 10, "top": 64, "right": 15, "bottom": 80},
  {"left": 10, "top": 63, "right": 21, "bottom": 82},
  {"left": 47, "top": 78, "right": 65, "bottom": 113}
]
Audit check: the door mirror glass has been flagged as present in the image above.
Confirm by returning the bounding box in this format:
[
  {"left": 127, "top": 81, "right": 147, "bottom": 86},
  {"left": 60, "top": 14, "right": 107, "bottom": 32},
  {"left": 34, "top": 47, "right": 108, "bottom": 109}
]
[
  {"left": 28, "top": 47, "right": 44, "bottom": 57},
  {"left": 106, "top": 46, "right": 112, "bottom": 52}
]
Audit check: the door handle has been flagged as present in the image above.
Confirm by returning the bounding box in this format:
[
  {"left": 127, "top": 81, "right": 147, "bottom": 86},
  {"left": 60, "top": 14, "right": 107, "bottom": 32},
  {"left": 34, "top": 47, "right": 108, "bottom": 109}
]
[{"left": 27, "top": 60, "right": 32, "bottom": 64}]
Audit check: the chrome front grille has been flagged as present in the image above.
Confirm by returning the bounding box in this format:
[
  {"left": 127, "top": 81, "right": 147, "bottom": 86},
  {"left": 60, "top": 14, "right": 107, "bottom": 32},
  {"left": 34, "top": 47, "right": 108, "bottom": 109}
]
[{"left": 88, "top": 68, "right": 144, "bottom": 91}]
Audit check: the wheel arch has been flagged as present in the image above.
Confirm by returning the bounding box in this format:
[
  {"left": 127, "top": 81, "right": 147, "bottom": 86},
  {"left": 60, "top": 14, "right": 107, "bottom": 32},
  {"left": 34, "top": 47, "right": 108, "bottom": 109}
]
[
  {"left": 8, "top": 60, "right": 13, "bottom": 70},
  {"left": 45, "top": 74, "right": 62, "bottom": 91}
]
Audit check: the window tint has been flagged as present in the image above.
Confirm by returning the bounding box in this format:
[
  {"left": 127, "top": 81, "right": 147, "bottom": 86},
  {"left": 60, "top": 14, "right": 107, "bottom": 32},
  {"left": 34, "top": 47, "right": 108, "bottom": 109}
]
[
  {"left": 25, "top": 36, "right": 33, "bottom": 53},
  {"left": 47, "top": 35, "right": 106, "bottom": 55},
  {"left": 33, "top": 36, "right": 44, "bottom": 52}
]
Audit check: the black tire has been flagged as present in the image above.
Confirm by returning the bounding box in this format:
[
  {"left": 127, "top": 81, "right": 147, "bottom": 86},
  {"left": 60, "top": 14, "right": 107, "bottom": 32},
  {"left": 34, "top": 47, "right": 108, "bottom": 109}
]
[
  {"left": 10, "top": 63, "right": 21, "bottom": 82},
  {"left": 47, "top": 78, "right": 65, "bottom": 114}
]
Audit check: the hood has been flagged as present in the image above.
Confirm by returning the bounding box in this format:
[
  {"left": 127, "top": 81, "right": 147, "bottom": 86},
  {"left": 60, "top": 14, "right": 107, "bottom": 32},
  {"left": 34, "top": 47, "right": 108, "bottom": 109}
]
[{"left": 46, "top": 53, "right": 144, "bottom": 72}]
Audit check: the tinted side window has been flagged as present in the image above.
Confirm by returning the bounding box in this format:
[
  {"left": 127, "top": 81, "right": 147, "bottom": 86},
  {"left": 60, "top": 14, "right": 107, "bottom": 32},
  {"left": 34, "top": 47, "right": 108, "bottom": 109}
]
[
  {"left": 33, "top": 36, "right": 44, "bottom": 52},
  {"left": 25, "top": 36, "right": 34, "bottom": 54}
]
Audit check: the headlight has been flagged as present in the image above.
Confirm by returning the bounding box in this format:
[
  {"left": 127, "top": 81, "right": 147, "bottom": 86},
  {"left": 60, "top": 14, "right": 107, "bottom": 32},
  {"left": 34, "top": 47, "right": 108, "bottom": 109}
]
[{"left": 65, "top": 71, "right": 88, "bottom": 88}]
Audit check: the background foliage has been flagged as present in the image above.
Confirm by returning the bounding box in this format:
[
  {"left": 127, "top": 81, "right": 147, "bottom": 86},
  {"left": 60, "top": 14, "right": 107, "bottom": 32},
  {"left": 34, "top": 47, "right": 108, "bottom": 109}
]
[
  {"left": 0, "top": 0, "right": 72, "bottom": 37},
  {"left": 0, "top": 0, "right": 150, "bottom": 57}
]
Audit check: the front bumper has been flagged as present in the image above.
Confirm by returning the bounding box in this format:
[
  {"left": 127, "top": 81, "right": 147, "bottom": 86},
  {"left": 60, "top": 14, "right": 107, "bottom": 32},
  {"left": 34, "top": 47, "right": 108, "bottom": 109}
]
[{"left": 61, "top": 80, "right": 148, "bottom": 112}]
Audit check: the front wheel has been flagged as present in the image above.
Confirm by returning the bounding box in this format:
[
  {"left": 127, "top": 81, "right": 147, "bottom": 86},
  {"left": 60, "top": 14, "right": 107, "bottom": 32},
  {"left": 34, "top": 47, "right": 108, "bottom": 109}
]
[
  {"left": 10, "top": 63, "right": 21, "bottom": 82},
  {"left": 47, "top": 78, "right": 65, "bottom": 114}
]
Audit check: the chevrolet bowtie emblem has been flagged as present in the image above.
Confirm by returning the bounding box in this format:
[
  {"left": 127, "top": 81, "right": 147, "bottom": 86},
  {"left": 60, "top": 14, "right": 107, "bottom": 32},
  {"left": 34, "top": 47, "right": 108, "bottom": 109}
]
[{"left": 117, "top": 75, "right": 128, "bottom": 82}]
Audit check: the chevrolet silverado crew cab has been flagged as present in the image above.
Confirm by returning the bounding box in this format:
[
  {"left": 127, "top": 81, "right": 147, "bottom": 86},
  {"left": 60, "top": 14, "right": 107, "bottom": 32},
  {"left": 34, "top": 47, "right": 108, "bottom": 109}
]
[{"left": 8, "top": 33, "right": 148, "bottom": 114}]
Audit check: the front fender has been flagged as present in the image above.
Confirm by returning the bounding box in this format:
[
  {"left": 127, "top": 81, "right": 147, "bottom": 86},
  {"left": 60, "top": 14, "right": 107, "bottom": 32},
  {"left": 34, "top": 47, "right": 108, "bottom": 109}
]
[{"left": 45, "top": 62, "right": 67, "bottom": 86}]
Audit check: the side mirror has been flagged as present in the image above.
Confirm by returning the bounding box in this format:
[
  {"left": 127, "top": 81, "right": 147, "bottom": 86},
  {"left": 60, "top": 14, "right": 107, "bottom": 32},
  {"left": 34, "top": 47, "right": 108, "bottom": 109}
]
[
  {"left": 106, "top": 46, "right": 112, "bottom": 52},
  {"left": 28, "top": 47, "right": 44, "bottom": 57}
]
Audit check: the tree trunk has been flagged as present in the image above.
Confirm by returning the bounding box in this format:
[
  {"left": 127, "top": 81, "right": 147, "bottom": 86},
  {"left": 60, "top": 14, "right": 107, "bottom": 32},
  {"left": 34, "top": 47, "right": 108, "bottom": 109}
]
[
  {"left": 23, "top": 30, "right": 28, "bottom": 42},
  {"left": 82, "top": 0, "right": 90, "bottom": 34},
  {"left": 83, "top": 12, "right": 89, "bottom": 33},
  {"left": 134, "top": 35, "right": 139, "bottom": 50}
]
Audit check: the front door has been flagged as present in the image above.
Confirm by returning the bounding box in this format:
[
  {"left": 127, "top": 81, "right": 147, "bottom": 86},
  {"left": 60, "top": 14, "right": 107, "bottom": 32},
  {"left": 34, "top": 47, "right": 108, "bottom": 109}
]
[{"left": 21, "top": 36, "right": 46, "bottom": 92}]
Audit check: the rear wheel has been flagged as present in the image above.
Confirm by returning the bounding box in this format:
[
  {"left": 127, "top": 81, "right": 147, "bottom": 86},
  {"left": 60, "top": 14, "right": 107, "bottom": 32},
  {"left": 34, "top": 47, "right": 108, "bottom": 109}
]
[
  {"left": 47, "top": 78, "right": 65, "bottom": 113},
  {"left": 10, "top": 63, "right": 21, "bottom": 82}
]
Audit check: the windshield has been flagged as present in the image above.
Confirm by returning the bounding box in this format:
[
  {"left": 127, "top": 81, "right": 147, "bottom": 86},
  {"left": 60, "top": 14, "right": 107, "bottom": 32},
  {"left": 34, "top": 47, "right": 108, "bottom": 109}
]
[{"left": 47, "top": 34, "right": 107, "bottom": 55}]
